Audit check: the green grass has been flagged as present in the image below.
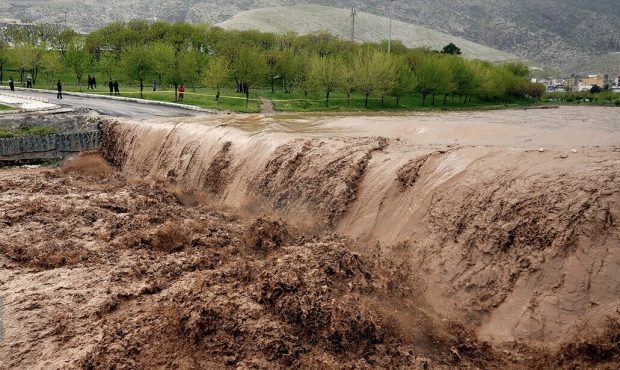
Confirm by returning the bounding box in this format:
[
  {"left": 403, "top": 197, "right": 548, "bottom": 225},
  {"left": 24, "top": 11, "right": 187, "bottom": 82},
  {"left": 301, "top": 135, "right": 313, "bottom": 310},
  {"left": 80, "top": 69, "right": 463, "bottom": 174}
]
[
  {"left": 0, "top": 104, "right": 15, "bottom": 111},
  {"left": 8, "top": 77, "right": 262, "bottom": 113},
  {"left": 544, "top": 91, "right": 620, "bottom": 107},
  {"left": 265, "top": 90, "right": 537, "bottom": 112},
  {"left": 2, "top": 71, "right": 537, "bottom": 113},
  {"left": 77, "top": 87, "right": 263, "bottom": 113},
  {"left": 0, "top": 126, "right": 59, "bottom": 139}
]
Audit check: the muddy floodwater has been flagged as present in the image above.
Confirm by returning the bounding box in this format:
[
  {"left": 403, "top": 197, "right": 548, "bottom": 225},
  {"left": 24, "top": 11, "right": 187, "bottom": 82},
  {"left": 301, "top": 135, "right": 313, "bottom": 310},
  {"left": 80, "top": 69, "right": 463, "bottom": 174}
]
[{"left": 1, "top": 106, "right": 619, "bottom": 369}]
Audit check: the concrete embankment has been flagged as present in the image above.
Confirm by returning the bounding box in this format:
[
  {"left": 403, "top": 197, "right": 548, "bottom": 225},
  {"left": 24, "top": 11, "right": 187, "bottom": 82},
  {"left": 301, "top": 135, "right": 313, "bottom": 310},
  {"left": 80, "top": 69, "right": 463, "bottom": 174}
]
[
  {"left": 0, "top": 131, "right": 101, "bottom": 163},
  {"left": 0, "top": 110, "right": 102, "bottom": 164}
]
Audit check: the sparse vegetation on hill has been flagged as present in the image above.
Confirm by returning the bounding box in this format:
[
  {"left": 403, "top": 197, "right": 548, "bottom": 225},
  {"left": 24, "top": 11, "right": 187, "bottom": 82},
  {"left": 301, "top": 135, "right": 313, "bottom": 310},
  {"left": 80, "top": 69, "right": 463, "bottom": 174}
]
[{"left": 217, "top": 5, "right": 519, "bottom": 63}]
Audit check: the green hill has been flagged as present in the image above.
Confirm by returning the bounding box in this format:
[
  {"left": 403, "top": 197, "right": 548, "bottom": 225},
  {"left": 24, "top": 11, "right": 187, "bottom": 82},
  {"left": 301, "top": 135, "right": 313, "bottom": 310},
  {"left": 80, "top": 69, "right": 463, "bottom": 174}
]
[{"left": 217, "top": 5, "right": 520, "bottom": 63}]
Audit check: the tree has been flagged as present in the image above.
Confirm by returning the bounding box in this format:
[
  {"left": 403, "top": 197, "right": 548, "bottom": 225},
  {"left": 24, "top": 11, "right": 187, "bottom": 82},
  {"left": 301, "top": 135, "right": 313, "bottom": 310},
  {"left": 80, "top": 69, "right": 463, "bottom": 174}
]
[
  {"left": 438, "top": 57, "right": 458, "bottom": 106},
  {"left": 414, "top": 55, "right": 453, "bottom": 105},
  {"left": 179, "top": 49, "right": 204, "bottom": 92},
  {"left": 338, "top": 61, "right": 356, "bottom": 107},
  {"left": 9, "top": 43, "right": 43, "bottom": 85},
  {"left": 526, "top": 83, "right": 546, "bottom": 100},
  {"left": 392, "top": 56, "right": 415, "bottom": 106},
  {"left": 287, "top": 53, "right": 315, "bottom": 106},
  {"left": 41, "top": 51, "right": 63, "bottom": 88},
  {"left": 441, "top": 43, "right": 462, "bottom": 55},
  {"left": 265, "top": 51, "right": 281, "bottom": 93},
  {"left": 166, "top": 51, "right": 186, "bottom": 102},
  {"left": 352, "top": 51, "right": 377, "bottom": 107},
  {"left": 453, "top": 59, "right": 479, "bottom": 103},
  {"left": 279, "top": 50, "right": 306, "bottom": 93},
  {"left": 231, "top": 47, "right": 266, "bottom": 108},
  {"left": 122, "top": 46, "right": 153, "bottom": 98},
  {"left": 150, "top": 42, "right": 174, "bottom": 85},
  {"left": 203, "top": 56, "right": 231, "bottom": 107},
  {"left": 56, "top": 29, "right": 78, "bottom": 55},
  {"left": 373, "top": 53, "right": 397, "bottom": 107},
  {"left": 0, "top": 40, "right": 8, "bottom": 84},
  {"left": 309, "top": 55, "right": 343, "bottom": 107},
  {"left": 97, "top": 53, "right": 117, "bottom": 81},
  {"left": 65, "top": 44, "right": 90, "bottom": 91},
  {"left": 353, "top": 51, "right": 396, "bottom": 107},
  {"left": 503, "top": 62, "right": 531, "bottom": 79}
]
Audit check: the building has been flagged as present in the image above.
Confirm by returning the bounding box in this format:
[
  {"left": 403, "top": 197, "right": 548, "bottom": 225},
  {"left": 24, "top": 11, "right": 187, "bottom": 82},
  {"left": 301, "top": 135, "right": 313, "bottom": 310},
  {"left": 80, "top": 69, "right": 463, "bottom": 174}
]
[
  {"left": 565, "top": 79, "right": 579, "bottom": 92},
  {"left": 580, "top": 74, "right": 606, "bottom": 91}
]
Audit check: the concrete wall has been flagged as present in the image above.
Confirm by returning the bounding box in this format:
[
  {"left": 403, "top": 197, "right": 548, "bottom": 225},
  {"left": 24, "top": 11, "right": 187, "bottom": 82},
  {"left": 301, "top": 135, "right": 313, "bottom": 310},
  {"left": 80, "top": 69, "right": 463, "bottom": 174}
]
[{"left": 0, "top": 131, "right": 101, "bottom": 163}]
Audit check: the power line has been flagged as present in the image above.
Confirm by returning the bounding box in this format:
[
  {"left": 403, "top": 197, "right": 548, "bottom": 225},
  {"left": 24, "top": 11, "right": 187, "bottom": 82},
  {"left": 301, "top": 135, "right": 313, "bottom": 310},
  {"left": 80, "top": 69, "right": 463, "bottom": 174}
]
[
  {"left": 350, "top": 6, "right": 357, "bottom": 42},
  {"left": 388, "top": 0, "right": 393, "bottom": 54}
]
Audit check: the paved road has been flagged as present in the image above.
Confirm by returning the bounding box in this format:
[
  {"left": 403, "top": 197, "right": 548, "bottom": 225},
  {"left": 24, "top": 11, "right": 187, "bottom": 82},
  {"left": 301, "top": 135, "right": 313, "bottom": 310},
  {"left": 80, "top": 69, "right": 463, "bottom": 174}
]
[{"left": 1, "top": 89, "right": 200, "bottom": 118}]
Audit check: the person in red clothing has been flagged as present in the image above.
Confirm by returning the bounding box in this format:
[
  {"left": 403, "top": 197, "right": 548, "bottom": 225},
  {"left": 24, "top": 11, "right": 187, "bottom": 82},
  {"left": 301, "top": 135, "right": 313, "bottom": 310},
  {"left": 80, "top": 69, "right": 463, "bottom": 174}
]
[{"left": 178, "top": 84, "right": 185, "bottom": 102}]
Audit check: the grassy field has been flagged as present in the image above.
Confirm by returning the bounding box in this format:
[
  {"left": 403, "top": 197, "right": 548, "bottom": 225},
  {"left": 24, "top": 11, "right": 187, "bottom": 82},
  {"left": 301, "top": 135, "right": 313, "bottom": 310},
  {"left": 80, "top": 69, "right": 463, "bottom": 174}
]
[
  {"left": 1, "top": 72, "right": 541, "bottom": 113},
  {"left": 0, "top": 104, "right": 15, "bottom": 111},
  {"left": 2, "top": 75, "right": 263, "bottom": 113},
  {"left": 265, "top": 90, "right": 537, "bottom": 112},
  {"left": 66, "top": 86, "right": 264, "bottom": 113},
  {"left": 0, "top": 126, "right": 59, "bottom": 138}
]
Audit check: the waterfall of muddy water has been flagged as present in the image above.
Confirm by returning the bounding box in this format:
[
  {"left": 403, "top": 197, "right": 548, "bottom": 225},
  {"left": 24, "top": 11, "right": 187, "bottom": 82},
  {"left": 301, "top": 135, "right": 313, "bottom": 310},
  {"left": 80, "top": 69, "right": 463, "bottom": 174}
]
[{"left": 102, "top": 106, "right": 620, "bottom": 345}]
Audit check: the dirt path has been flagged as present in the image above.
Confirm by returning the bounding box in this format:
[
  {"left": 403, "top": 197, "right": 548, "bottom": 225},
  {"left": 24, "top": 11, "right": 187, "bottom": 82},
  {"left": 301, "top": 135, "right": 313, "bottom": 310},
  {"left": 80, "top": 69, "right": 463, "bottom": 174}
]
[{"left": 259, "top": 96, "right": 275, "bottom": 114}]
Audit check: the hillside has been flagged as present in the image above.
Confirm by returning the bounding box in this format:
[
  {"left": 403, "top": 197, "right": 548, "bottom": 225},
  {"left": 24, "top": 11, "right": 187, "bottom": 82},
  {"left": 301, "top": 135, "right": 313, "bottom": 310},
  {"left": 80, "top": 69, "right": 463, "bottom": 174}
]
[
  {"left": 1, "top": 0, "right": 618, "bottom": 75},
  {"left": 217, "top": 5, "right": 519, "bottom": 62},
  {"left": 565, "top": 52, "right": 620, "bottom": 77}
]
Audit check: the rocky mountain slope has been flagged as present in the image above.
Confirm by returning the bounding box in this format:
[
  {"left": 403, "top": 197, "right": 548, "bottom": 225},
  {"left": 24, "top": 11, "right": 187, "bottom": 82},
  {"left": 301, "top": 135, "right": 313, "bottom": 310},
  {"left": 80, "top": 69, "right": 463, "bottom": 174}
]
[{"left": 2, "top": 0, "right": 618, "bottom": 74}]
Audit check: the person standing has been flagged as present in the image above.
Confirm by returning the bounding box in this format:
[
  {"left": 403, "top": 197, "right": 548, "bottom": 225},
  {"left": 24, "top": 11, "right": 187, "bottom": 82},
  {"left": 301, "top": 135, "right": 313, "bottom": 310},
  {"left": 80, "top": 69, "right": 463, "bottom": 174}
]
[
  {"left": 108, "top": 78, "right": 113, "bottom": 95},
  {"left": 178, "top": 84, "right": 185, "bottom": 102},
  {"left": 87, "top": 75, "right": 92, "bottom": 89},
  {"left": 113, "top": 80, "right": 120, "bottom": 95},
  {"left": 26, "top": 73, "right": 32, "bottom": 88},
  {"left": 8, "top": 77, "right": 14, "bottom": 91},
  {"left": 92, "top": 76, "right": 97, "bottom": 89},
  {"left": 152, "top": 79, "right": 157, "bottom": 91},
  {"left": 57, "top": 80, "right": 63, "bottom": 99}
]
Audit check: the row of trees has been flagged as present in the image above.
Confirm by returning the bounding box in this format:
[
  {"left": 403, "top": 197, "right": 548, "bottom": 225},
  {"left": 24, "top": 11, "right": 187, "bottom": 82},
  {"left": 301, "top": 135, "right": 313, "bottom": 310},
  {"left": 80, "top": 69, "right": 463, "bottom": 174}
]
[{"left": 0, "top": 20, "right": 545, "bottom": 107}]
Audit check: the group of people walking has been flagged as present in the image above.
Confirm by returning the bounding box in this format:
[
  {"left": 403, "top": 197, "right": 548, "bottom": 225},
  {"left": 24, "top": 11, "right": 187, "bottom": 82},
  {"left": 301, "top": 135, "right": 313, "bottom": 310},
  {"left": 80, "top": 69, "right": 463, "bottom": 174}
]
[
  {"left": 87, "top": 75, "right": 97, "bottom": 89},
  {"left": 108, "top": 78, "right": 120, "bottom": 95},
  {"left": 6, "top": 74, "right": 33, "bottom": 90},
  {"left": 6, "top": 74, "right": 188, "bottom": 103}
]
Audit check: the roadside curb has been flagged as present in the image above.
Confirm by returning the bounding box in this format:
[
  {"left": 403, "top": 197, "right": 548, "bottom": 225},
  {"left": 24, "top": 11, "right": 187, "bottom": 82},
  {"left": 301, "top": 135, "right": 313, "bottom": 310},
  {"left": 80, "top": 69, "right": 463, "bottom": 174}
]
[{"left": 0, "top": 86, "right": 217, "bottom": 114}]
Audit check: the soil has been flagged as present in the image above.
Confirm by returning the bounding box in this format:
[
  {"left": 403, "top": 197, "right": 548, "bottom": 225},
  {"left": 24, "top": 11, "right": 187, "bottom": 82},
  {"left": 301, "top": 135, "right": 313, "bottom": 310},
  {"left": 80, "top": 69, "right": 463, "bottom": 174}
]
[
  {"left": 259, "top": 97, "right": 275, "bottom": 114},
  {"left": 1, "top": 106, "right": 619, "bottom": 369}
]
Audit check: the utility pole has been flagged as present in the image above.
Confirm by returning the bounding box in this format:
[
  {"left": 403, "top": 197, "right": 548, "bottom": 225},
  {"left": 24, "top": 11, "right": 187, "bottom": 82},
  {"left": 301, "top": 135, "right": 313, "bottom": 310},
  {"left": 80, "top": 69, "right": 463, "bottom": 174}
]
[
  {"left": 388, "top": 0, "right": 393, "bottom": 55},
  {"left": 64, "top": 11, "right": 67, "bottom": 29},
  {"left": 350, "top": 6, "right": 357, "bottom": 42}
]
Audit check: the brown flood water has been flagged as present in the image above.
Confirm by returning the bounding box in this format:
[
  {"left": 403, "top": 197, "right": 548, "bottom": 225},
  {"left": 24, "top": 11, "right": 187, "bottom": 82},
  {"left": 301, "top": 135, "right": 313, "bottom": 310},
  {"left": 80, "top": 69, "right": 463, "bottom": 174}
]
[{"left": 1, "top": 106, "right": 619, "bottom": 369}]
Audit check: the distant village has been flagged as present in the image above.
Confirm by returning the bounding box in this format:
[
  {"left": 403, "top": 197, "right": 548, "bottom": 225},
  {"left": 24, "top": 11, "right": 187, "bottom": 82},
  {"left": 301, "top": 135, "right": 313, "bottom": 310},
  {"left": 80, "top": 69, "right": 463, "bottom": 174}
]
[{"left": 532, "top": 74, "right": 620, "bottom": 94}]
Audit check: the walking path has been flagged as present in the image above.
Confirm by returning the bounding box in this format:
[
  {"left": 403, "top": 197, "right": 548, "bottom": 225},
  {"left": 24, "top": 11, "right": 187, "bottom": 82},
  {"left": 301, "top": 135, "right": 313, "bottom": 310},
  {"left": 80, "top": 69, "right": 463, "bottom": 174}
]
[
  {"left": 259, "top": 97, "right": 275, "bottom": 114},
  {"left": 0, "top": 88, "right": 212, "bottom": 118},
  {"left": 0, "top": 93, "right": 58, "bottom": 112}
]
